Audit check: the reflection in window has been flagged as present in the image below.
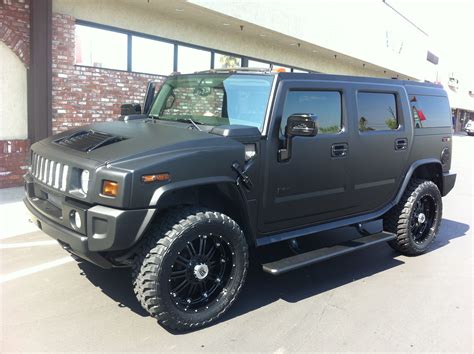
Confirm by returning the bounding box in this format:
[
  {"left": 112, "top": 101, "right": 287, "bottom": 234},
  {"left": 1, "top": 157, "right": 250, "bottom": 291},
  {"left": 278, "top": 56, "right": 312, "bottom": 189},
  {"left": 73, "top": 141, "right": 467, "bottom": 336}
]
[
  {"left": 357, "top": 92, "right": 398, "bottom": 131},
  {"left": 282, "top": 91, "right": 342, "bottom": 134},
  {"left": 177, "top": 46, "right": 211, "bottom": 73},
  {"left": 214, "top": 53, "right": 241, "bottom": 69},
  {"left": 410, "top": 95, "right": 451, "bottom": 128},
  {"left": 248, "top": 59, "right": 271, "bottom": 68},
  {"left": 132, "top": 36, "right": 174, "bottom": 75},
  {"left": 75, "top": 25, "right": 127, "bottom": 70}
]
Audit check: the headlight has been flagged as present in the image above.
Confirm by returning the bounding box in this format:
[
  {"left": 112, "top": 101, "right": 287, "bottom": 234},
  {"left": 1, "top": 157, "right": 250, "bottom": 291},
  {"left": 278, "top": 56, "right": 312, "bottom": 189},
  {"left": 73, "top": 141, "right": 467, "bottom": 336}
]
[{"left": 80, "top": 170, "right": 90, "bottom": 194}]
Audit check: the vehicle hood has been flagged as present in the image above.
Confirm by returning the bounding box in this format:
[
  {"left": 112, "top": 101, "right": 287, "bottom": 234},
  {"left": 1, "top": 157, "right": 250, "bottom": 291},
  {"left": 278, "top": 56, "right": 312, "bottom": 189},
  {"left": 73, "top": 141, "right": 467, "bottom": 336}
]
[{"left": 36, "top": 120, "right": 232, "bottom": 164}]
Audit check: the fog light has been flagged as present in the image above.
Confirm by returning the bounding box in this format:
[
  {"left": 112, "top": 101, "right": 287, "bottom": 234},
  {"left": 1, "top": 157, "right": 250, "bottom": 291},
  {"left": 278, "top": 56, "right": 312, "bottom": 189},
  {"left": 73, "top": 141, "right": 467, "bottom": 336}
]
[{"left": 70, "top": 210, "right": 82, "bottom": 229}]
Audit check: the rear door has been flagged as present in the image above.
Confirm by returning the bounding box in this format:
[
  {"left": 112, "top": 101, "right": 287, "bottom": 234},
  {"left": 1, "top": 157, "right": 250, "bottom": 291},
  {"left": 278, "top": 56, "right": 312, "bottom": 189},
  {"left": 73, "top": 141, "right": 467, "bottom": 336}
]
[{"left": 347, "top": 84, "right": 412, "bottom": 214}]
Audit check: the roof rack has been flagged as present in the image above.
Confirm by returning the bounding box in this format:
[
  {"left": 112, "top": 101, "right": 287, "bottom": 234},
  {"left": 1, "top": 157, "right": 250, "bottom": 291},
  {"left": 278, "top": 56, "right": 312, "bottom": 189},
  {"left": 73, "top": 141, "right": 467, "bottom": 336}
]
[{"left": 194, "top": 67, "right": 273, "bottom": 74}]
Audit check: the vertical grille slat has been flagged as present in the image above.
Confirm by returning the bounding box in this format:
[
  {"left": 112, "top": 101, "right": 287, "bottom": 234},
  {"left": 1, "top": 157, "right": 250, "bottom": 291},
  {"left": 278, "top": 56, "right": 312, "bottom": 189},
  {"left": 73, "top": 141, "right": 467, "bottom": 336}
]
[
  {"left": 61, "top": 165, "right": 69, "bottom": 192},
  {"left": 39, "top": 157, "right": 45, "bottom": 181},
  {"left": 31, "top": 153, "right": 69, "bottom": 192},
  {"left": 54, "top": 163, "right": 61, "bottom": 189},
  {"left": 43, "top": 159, "right": 49, "bottom": 183},
  {"left": 48, "top": 161, "right": 55, "bottom": 186},
  {"left": 34, "top": 154, "right": 39, "bottom": 177}
]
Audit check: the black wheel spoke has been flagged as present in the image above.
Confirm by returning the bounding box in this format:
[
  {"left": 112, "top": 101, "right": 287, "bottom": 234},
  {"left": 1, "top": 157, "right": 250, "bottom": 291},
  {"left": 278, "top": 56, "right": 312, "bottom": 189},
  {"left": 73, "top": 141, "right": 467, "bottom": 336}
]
[
  {"left": 171, "top": 279, "right": 190, "bottom": 294},
  {"left": 204, "top": 245, "right": 217, "bottom": 261},
  {"left": 198, "top": 237, "right": 207, "bottom": 256},
  {"left": 170, "top": 269, "right": 187, "bottom": 279},
  {"left": 176, "top": 255, "right": 190, "bottom": 267},
  {"left": 167, "top": 232, "right": 235, "bottom": 312},
  {"left": 187, "top": 242, "right": 197, "bottom": 257}
]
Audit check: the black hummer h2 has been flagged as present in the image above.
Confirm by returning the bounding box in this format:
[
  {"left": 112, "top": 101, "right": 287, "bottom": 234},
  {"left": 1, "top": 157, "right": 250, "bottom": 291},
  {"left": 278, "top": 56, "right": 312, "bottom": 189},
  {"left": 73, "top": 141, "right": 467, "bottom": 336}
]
[{"left": 24, "top": 69, "right": 456, "bottom": 330}]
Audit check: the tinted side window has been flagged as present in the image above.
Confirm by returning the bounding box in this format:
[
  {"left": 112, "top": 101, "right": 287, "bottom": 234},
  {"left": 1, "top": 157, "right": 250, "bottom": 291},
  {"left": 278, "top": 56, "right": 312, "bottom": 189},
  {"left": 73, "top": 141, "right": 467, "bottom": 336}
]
[
  {"left": 357, "top": 92, "right": 398, "bottom": 131},
  {"left": 410, "top": 95, "right": 451, "bottom": 128},
  {"left": 282, "top": 91, "right": 342, "bottom": 134}
]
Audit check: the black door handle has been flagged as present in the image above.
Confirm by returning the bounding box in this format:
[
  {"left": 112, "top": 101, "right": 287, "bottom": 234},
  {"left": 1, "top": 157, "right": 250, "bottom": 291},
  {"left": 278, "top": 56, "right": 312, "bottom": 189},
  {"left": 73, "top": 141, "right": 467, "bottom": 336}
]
[
  {"left": 395, "top": 138, "right": 408, "bottom": 151},
  {"left": 331, "top": 143, "right": 348, "bottom": 157}
]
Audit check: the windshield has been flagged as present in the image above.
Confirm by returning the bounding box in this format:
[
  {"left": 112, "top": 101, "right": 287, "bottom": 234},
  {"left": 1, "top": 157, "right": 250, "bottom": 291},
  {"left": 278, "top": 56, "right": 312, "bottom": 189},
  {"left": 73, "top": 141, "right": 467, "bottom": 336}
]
[{"left": 149, "top": 74, "right": 274, "bottom": 131}]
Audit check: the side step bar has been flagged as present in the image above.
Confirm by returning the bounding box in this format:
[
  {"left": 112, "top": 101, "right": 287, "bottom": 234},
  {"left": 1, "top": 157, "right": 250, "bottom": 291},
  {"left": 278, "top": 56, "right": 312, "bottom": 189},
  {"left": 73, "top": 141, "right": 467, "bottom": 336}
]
[{"left": 262, "top": 232, "right": 396, "bottom": 275}]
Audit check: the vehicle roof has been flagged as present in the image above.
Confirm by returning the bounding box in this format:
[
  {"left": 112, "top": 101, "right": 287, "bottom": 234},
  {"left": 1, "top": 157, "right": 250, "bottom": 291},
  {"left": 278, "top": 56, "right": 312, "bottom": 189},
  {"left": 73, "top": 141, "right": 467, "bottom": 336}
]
[
  {"left": 275, "top": 72, "right": 442, "bottom": 89},
  {"left": 177, "top": 69, "right": 445, "bottom": 95}
]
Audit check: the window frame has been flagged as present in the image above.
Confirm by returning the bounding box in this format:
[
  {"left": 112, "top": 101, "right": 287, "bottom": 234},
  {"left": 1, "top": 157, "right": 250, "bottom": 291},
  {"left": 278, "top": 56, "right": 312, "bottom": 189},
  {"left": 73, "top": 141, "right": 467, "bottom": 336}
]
[
  {"left": 269, "top": 80, "right": 349, "bottom": 139},
  {"left": 281, "top": 89, "right": 344, "bottom": 136},
  {"left": 74, "top": 20, "right": 313, "bottom": 75},
  {"left": 354, "top": 86, "right": 406, "bottom": 135}
]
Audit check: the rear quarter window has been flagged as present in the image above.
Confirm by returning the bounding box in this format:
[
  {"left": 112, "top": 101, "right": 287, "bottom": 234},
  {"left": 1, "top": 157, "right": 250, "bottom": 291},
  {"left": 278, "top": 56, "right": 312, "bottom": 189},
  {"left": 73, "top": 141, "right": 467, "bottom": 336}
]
[{"left": 410, "top": 95, "right": 451, "bottom": 128}]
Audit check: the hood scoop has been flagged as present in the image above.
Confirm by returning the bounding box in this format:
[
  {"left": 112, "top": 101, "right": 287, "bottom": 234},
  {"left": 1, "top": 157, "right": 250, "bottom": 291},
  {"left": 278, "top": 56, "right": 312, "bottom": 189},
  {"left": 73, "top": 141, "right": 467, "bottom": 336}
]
[{"left": 54, "top": 130, "right": 127, "bottom": 152}]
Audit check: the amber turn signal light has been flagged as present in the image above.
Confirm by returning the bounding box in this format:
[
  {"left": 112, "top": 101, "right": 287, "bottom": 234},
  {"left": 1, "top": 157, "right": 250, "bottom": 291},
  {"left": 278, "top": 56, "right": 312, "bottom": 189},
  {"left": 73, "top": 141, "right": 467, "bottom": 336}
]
[
  {"left": 141, "top": 173, "right": 171, "bottom": 183},
  {"left": 102, "top": 180, "right": 119, "bottom": 197}
]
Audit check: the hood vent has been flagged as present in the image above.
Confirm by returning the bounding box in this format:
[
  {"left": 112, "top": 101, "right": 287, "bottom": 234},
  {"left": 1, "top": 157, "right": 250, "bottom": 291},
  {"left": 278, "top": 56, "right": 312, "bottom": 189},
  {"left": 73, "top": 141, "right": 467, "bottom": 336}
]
[{"left": 54, "top": 130, "right": 127, "bottom": 152}]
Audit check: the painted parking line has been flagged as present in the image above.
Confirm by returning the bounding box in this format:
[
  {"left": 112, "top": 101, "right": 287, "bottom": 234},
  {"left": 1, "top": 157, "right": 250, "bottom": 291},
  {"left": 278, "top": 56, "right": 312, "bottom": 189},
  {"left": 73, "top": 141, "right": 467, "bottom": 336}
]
[
  {"left": 0, "top": 240, "right": 58, "bottom": 249},
  {"left": 0, "top": 256, "right": 74, "bottom": 284}
]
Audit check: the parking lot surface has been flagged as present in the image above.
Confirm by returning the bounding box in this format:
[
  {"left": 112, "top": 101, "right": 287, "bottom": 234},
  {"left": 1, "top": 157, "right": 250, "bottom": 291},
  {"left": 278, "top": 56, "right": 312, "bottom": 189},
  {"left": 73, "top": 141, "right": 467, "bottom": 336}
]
[{"left": 1, "top": 135, "right": 472, "bottom": 352}]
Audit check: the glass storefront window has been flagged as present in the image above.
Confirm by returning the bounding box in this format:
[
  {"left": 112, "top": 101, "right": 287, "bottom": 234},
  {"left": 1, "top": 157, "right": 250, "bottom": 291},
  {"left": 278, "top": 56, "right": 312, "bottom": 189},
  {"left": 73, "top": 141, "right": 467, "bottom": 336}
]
[
  {"left": 75, "top": 25, "right": 127, "bottom": 70},
  {"left": 178, "top": 46, "right": 211, "bottom": 73},
  {"left": 214, "top": 53, "right": 242, "bottom": 69},
  {"left": 132, "top": 36, "right": 174, "bottom": 75}
]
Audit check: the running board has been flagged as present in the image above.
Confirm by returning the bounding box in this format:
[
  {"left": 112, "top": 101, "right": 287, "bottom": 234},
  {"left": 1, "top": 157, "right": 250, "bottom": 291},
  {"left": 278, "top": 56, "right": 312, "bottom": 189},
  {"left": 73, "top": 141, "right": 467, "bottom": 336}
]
[{"left": 262, "top": 232, "right": 396, "bottom": 275}]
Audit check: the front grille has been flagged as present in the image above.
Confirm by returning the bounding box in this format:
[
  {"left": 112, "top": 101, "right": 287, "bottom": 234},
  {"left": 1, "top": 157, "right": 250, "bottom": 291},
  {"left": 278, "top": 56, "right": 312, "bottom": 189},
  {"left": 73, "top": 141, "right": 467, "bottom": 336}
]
[{"left": 31, "top": 152, "right": 69, "bottom": 191}]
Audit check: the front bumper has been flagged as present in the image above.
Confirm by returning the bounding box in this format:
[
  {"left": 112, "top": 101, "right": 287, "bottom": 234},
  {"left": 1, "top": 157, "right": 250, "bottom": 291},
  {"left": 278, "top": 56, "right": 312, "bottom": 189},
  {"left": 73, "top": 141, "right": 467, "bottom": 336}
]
[
  {"left": 24, "top": 173, "right": 153, "bottom": 268},
  {"left": 442, "top": 172, "right": 456, "bottom": 196}
]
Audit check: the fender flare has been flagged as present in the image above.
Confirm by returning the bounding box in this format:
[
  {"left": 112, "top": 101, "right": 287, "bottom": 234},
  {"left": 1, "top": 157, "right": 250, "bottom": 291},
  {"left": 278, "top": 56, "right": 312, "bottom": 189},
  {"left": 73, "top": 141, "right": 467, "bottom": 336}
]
[
  {"left": 394, "top": 158, "right": 443, "bottom": 205},
  {"left": 135, "top": 176, "right": 254, "bottom": 244}
]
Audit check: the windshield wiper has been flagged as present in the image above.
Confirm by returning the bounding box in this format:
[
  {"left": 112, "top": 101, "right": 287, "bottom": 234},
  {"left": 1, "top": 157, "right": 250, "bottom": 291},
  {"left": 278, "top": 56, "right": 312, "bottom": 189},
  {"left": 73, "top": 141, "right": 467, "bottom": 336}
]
[{"left": 176, "top": 117, "right": 202, "bottom": 131}]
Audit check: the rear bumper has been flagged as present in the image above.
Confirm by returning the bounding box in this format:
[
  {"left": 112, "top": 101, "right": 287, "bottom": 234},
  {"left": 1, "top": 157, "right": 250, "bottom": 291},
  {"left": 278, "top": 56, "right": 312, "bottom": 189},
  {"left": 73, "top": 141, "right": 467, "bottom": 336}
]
[
  {"left": 24, "top": 173, "right": 153, "bottom": 268},
  {"left": 442, "top": 172, "right": 456, "bottom": 196}
]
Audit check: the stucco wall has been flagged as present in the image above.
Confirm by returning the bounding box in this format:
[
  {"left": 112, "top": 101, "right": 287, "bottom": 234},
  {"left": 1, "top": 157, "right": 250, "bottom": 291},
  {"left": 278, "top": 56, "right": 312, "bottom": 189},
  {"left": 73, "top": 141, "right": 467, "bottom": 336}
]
[{"left": 0, "top": 42, "right": 28, "bottom": 140}]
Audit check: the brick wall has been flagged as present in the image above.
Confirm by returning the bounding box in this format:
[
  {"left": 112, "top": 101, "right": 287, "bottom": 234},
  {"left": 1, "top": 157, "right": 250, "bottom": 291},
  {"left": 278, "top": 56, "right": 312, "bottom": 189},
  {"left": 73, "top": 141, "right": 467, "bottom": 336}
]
[
  {"left": 0, "top": 0, "right": 30, "bottom": 67},
  {"left": 0, "top": 140, "right": 30, "bottom": 188},
  {"left": 0, "top": 0, "right": 30, "bottom": 188},
  {"left": 51, "top": 13, "right": 166, "bottom": 134}
]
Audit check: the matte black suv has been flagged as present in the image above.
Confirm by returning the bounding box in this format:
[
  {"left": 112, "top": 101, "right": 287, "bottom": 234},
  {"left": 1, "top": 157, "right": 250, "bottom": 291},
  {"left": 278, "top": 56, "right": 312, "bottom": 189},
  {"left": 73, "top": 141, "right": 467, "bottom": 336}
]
[{"left": 24, "top": 70, "right": 456, "bottom": 330}]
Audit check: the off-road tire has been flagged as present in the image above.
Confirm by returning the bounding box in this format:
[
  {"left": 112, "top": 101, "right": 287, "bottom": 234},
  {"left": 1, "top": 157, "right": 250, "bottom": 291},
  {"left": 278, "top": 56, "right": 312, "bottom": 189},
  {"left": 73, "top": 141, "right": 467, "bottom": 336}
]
[
  {"left": 383, "top": 179, "right": 442, "bottom": 255},
  {"left": 132, "top": 207, "right": 248, "bottom": 331}
]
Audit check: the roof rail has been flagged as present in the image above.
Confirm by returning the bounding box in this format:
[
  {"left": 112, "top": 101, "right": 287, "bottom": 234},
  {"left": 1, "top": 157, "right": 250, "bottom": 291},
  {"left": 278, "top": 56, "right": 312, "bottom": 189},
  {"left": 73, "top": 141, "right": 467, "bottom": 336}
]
[{"left": 194, "top": 67, "right": 273, "bottom": 74}]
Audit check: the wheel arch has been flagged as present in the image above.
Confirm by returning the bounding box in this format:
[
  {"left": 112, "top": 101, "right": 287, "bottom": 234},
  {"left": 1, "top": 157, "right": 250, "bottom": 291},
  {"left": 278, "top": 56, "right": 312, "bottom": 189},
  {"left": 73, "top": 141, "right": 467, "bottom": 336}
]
[
  {"left": 149, "top": 178, "right": 256, "bottom": 247},
  {"left": 396, "top": 159, "right": 444, "bottom": 204}
]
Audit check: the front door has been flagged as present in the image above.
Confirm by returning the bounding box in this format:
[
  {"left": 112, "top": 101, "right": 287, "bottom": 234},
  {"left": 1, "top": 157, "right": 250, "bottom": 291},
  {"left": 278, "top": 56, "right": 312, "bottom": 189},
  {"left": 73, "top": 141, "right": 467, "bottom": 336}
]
[{"left": 258, "top": 80, "right": 354, "bottom": 233}]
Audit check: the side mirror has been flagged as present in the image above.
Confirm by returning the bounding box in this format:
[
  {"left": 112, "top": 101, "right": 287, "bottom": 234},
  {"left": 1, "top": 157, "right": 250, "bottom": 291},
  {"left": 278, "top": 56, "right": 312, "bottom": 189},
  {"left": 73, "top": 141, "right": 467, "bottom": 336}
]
[
  {"left": 286, "top": 113, "right": 318, "bottom": 137},
  {"left": 279, "top": 113, "right": 318, "bottom": 161},
  {"left": 121, "top": 103, "right": 141, "bottom": 116}
]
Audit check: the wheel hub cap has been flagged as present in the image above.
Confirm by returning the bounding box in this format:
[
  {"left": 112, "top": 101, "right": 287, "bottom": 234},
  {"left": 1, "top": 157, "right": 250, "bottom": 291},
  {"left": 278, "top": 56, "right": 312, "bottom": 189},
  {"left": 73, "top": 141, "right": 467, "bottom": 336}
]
[
  {"left": 417, "top": 213, "right": 426, "bottom": 224},
  {"left": 193, "top": 263, "right": 209, "bottom": 280}
]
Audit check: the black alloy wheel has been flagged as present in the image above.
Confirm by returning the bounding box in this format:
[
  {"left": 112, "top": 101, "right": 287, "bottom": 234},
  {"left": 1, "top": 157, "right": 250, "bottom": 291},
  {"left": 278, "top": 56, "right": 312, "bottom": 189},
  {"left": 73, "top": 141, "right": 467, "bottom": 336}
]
[
  {"left": 169, "top": 233, "right": 235, "bottom": 312},
  {"left": 384, "top": 179, "right": 442, "bottom": 255},
  {"left": 410, "top": 195, "right": 436, "bottom": 244}
]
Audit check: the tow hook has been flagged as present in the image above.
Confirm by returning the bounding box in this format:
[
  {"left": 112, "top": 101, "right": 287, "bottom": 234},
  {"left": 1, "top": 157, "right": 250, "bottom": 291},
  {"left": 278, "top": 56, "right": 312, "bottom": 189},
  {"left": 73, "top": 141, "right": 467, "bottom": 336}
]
[{"left": 232, "top": 162, "right": 253, "bottom": 190}]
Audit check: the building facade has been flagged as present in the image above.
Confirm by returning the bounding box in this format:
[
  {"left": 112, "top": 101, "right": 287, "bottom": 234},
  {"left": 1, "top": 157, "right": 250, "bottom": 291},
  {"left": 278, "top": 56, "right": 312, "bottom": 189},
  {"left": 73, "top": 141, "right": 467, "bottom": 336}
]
[{"left": 0, "top": 0, "right": 471, "bottom": 188}]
